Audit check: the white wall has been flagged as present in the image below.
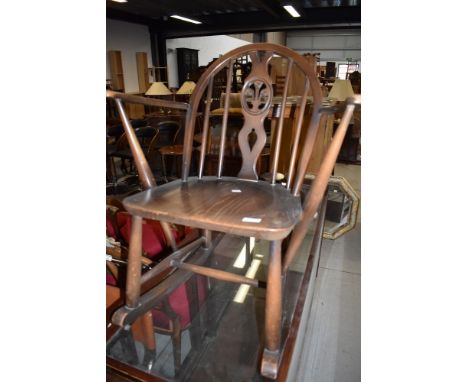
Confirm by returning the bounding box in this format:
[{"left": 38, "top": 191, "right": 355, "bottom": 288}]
[
  {"left": 286, "top": 29, "right": 361, "bottom": 68},
  {"left": 228, "top": 33, "right": 254, "bottom": 43},
  {"left": 106, "top": 19, "right": 153, "bottom": 93},
  {"left": 166, "top": 35, "right": 251, "bottom": 88}
]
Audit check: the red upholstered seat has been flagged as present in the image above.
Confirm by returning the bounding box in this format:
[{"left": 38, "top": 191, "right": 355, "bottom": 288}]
[
  {"left": 107, "top": 211, "right": 187, "bottom": 259},
  {"left": 106, "top": 209, "right": 203, "bottom": 330},
  {"left": 151, "top": 276, "right": 207, "bottom": 330}
]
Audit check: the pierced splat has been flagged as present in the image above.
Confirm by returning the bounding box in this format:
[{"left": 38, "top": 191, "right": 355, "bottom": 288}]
[
  {"left": 243, "top": 80, "right": 272, "bottom": 115},
  {"left": 248, "top": 129, "right": 257, "bottom": 151},
  {"left": 237, "top": 50, "right": 275, "bottom": 180},
  {"left": 247, "top": 50, "right": 274, "bottom": 80}
]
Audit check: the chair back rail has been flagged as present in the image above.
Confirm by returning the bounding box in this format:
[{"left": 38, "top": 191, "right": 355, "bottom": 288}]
[
  {"left": 106, "top": 46, "right": 361, "bottom": 257},
  {"left": 181, "top": 43, "right": 323, "bottom": 195}
]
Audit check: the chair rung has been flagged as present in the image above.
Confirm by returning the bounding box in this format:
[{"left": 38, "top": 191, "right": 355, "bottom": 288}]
[
  {"left": 173, "top": 261, "right": 259, "bottom": 288},
  {"left": 112, "top": 244, "right": 212, "bottom": 328},
  {"left": 140, "top": 236, "right": 206, "bottom": 284}
]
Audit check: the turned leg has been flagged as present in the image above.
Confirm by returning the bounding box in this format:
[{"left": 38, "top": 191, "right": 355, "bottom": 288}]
[
  {"left": 203, "top": 229, "right": 212, "bottom": 249},
  {"left": 141, "top": 311, "right": 156, "bottom": 371},
  {"left": 261, "top": 239, "right": 283, "bottom": 379},
  {"left": 161, "top": 152, "right": 168, "bottom": 182},
  {"left": 125, "top": 215, "right": 143, "bottom": 309}
]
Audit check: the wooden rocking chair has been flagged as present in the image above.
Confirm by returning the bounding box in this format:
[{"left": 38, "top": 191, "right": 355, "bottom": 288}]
[{"left": 106, "top": 43, "right": 360, "bottom": 379}]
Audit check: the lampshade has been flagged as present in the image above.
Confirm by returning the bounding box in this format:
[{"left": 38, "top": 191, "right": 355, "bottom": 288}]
[
  {"left": 176, "top": 81, "right": 196, "bottom": 95},
  {"left": 145, "top": 82, "right": 172, "bottom": 96},
  {"left": 328, "top": 79, "right": 354, "bottom": 102}
]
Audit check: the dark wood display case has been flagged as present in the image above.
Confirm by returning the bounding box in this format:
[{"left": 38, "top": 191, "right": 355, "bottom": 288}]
[{"left": 176, "top": 48, "right": 199, "bottom": 87}]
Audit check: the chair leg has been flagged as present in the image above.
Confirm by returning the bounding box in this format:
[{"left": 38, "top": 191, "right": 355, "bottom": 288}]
[
  {"left": 120, "top": 158, "right": 128, "bottom": 176},
  {"left": 125, "top": 216, "right": 143, "bottom": 309},
  {"left": 261, "top": 239, "right": 283, "bottom": 379},
  {"left": 202, "top": 229, "right": 214, "bottom": 291},
  {"left": 203, "top": 229, "right": 212, "bottom": 249},
  {"left": 161, "top": 153, "right": 168, "bottom": 182},
  {"left": 120, "top": 328, "right": 139, "bottom": 365},
  {"left": 140, "top": 311, "right": 156, "bottom": 371}
]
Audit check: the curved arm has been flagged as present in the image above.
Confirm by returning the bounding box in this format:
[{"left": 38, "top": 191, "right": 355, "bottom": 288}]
[{"left": 283, "top": 95, "right": 361, "bottom": 272}]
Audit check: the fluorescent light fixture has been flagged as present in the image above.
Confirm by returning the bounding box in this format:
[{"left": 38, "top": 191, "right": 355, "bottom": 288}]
[
  {"left": 111, "top": 0, "right": 128, "bottom": 3},
  {"left": 170, "top": 15, "right": 202, "bottom": 24},
  {"left": 283, "top": 5, "right": 301, "bottom": 18}
]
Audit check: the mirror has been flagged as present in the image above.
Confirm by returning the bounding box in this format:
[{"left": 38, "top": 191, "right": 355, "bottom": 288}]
[{"left": 305, "top": 175, "right": 360, "bottom": 240}]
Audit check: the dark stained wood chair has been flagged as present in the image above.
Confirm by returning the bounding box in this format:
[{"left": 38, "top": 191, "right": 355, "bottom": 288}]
[
  {"left": 106, "top": 43, "right": 360, "bottom": 379},
  {"left": 110, "top": 126, "right": 159, "bottom": 176},
  {"left": 106, "top": 198, "right": 205, "bottom": 374}
]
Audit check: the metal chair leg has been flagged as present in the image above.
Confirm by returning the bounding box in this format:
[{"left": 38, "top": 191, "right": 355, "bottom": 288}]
[{"left": 261, "top": 239, "right": 283, "bottom": 379}]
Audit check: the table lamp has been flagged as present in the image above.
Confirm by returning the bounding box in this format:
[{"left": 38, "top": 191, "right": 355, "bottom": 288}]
[
  {"left": 145, "top": 82, "right": 172, "bottom": 114},
  {"left": 329, "top": 79, "right": 355, "bottom": 125},
  {"left": 328, "top": 79, "right": 354, "bottom": 102},
  {"left": 176, "top": 80, "right": 196, "bottom": 95},
  {"left": 145, "top": 82, "right": 172, "bottom": 96}
]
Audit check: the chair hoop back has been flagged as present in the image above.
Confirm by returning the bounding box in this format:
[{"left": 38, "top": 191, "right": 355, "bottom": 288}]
[{"left": 182, "top": 43, "right": 323, "bottom": 195}]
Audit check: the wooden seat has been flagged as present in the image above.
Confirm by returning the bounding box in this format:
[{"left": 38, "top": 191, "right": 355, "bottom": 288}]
[
  {"left": 124, "top": 176, "right": 302, "bottom": 240},
  {"left": 106, "top": 43, "right": 360, "bottom": 379}
]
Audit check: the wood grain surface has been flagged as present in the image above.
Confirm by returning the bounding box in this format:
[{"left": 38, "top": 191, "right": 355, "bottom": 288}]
[{"left": 123, "top": 176, "right": 302, "bottom": 240}]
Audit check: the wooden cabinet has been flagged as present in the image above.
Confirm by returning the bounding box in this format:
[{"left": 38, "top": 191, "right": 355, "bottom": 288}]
[
  {"left": 108, "top": 50, "right": 125, "bottom": 92},
  {"left": 136, "top": 52, "right": 150, "bottom": 93},
  {"left": 269, "top": 103, "right": 334, "bottom": 176},
  {"left": 176, "top": 48, "right": 199, "bottom": 87},
  {"left": 269, "top": 55, "right": 317, "bottom": 97}
]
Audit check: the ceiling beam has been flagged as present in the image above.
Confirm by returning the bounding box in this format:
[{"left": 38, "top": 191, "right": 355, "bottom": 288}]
[
  {"left": 106, "top": 8, "right": 153, "bottom": 26},
  {"left": 159, "top": 7, "right": 361, "bottom": 38},
  {"left": 254, "top": 0, "right": 282, "bottom": 18},
  {"left": 106, "top": 6, "right": 361, "bottom": 37}
]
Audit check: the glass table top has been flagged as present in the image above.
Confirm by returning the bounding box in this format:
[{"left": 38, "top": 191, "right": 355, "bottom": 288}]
[{"left": 107, "top": 219, "right": 319, "bottom": 381}]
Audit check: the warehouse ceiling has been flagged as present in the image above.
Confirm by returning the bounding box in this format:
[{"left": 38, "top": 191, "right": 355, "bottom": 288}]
[{"left": 107, "top": 0, "right": 361, "bottom": 38}]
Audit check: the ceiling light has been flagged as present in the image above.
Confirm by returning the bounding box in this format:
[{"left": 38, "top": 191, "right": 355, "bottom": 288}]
[
  {"left": 283, "top": 5, "right": 301, "bottom": 17},
  {"left": 170, "top": 15, "right": 202, "bottom": 24},
  {"left": 111, "top": 0, "right": 128, "bottom": 3}
]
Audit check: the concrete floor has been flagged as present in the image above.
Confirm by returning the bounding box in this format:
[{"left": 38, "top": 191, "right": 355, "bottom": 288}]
[
  {"left": 107, "top": 162, "right": 361, "bottom": 381},
  {"left": 294, "top": 164, "right": 361, "bottom": 382}
]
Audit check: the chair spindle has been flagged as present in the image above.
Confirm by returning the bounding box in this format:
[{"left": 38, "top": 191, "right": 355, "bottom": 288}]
[
  {"left": 286, "top": 80, "right": 310, "bottom": 190},
  {"left": 198, "top": 77, "right": 214, "bottom": 178},
  {"left": 271, "top": 58, "right": 293, "bottom": 184},
  {"left": 217, "top": 60, "right": 234, "bottom": 178}
]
